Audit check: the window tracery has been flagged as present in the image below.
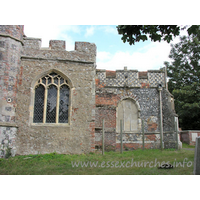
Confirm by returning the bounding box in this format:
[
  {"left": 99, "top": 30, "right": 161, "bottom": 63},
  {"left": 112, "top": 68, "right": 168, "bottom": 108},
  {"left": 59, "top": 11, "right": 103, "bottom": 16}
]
[{"left": 33, "top": 72, "right": 69, "bottom": 124}]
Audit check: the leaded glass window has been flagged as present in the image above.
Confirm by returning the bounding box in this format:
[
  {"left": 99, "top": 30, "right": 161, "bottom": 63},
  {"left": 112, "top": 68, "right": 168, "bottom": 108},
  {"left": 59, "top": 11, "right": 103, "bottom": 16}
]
[
  {"left": 33, "top": 72, "right": 70, "bottom": 124},
  {"left": 33, "top": 85, "right": 45, "bottom": 123},
  {"left": 46, "top": 85, "right": 57, "bottom": 123},
  {"left": 59, "top": 85, "right": 69, "bottom": 123}
]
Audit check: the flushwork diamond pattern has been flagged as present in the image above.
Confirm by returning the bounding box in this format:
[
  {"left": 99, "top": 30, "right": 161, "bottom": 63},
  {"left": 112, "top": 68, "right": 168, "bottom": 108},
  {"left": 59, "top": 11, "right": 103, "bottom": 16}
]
[{"left": 96, "top": 70, "right": 165, "bottom": 87}]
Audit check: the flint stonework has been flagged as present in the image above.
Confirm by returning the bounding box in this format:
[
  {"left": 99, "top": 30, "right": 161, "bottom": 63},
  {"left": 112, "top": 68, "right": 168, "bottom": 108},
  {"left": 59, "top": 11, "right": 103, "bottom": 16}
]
[{"left": 0, "top": 25, "right": 180, "bottom": 157}]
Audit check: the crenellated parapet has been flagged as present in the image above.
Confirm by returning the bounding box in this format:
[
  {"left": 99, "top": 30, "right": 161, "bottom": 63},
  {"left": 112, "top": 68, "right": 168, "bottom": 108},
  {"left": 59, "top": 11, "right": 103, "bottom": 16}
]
[
  {"left": 96, "top": 67, "right": 166, "bottom": 88},
  {"left": 23, "top": 37, "right": 41, "bottom": 49},
  {"left": 0, "top": 25, "right": 179, "bottom": 156},
  {"left": 22, "top": 37, "right": 96, "bottom": 63}
]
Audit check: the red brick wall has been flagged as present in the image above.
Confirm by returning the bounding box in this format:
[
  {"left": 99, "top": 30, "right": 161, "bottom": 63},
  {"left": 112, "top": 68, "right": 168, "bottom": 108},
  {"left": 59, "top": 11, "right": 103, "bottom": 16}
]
[
  {"left": 180, "top": 131, "right": 200, "bottom": 145},
  {"left": 96, "top": 93, "right": 120, "bottom": 106},
  {"left": 95, "top": 108, "right": 116, "bottom": 128}
]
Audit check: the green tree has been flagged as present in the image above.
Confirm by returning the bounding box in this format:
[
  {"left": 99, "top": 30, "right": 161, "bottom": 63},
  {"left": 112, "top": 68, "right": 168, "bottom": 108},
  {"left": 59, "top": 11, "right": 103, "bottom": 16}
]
[
  {"left": 164, "top": 27, "right": 200, "bottom": 130},
  {"left": 117, "top": 25, "right": 199, "bottom": 45}
]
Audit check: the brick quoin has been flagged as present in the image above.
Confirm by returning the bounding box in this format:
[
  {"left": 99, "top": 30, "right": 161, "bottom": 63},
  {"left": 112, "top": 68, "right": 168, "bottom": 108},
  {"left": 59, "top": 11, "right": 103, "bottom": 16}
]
[
  {"left": 18, "top": 66, "right": 23, "bottom": 85},
  {"left": 95, "top": 78, "right": 100, "bottom": 86}
]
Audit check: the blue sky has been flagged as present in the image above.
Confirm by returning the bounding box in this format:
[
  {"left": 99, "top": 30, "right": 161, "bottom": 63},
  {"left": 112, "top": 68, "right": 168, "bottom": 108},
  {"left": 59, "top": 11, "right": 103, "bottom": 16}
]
[
  {"left": 24, "top": 25, "right": 182, "bottom": 71},
  {"left": 1, "top": 0, "right": 197, "bottom": 73}
]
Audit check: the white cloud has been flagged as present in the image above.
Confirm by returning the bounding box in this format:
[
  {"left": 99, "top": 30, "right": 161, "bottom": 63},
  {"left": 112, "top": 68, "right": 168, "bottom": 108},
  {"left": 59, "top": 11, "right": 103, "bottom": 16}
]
[
  {"left": 97, "top": 51, "right": 111, "bottom": 61},
  {"left": 58, "top": 34, "right": 75, "bottom": 51},
  {"left": 101, "top": 25, "right": 117, "bottom": 34},
  {"left": 24, "top": 25, "right": 79, "bottom": 50},
  {"left": 59, "top": 25, "right": 81, "bottom": 33},
  {"left": 24, "top": 25, "right": 61, "bottom": 47},
  {"left": 24, "top": 25, "right": 181, "bottom": 71},
  {"left": 57, "top": 26, "right": 81, "bottom": 51},
  {"left": 85, "top": 26, "right": 95, "bottom": 37},
  {"left": 97, "top": 41, "right": 172, "bottom": 71}
]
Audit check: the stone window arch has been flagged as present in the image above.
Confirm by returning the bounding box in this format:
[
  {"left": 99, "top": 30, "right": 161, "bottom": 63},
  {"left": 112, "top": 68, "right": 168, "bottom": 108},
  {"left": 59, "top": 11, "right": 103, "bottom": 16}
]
[
  {"left": 33, "top": 72, "right": 70, "bottom": 124},
  {"left": 116, "top": 98, "right": 141, "bottom": 133}
]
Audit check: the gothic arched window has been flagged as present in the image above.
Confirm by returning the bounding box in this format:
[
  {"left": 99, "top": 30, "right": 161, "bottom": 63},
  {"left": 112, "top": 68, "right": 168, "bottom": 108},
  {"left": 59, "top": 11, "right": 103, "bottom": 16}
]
[{"left": 33, "top": 72, "right": 70, "bottom": 124}]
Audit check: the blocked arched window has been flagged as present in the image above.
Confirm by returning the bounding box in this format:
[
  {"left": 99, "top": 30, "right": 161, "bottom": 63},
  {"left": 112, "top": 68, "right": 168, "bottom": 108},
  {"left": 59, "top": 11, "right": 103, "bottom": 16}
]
[
  {"left": 33, "top": 72, "right": 70, "bottom": 123},
  {"left": 116, "top": 98, "right": 140, "bottom": 132}
]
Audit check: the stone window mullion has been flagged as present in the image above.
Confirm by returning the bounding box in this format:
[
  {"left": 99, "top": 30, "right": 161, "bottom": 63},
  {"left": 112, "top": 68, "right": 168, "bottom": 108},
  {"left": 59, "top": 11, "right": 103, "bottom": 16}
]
[
  {"left": 33, "top": 72, "right": 69, "bottom": 124},
  {"left": 43, "top": 86, "right": 48, "bottom": 123},
  {"left": 56, "top": 86, "right": 60, "bottom": 123}
]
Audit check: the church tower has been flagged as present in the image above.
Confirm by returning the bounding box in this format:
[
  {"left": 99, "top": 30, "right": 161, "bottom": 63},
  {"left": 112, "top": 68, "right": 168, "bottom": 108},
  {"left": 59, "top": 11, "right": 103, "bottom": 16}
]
[{"left": 0, "top": 25, "right": 24, "bottom": 157}]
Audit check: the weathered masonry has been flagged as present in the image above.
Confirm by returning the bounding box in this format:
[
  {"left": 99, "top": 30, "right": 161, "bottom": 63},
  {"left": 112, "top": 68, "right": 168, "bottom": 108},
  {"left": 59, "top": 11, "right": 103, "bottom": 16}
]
[
  {"left": 95, "top": 68, "right": 182, "bottom": 150},
  {"left": 0, "top": 25, "right": 181, "bottom": 157},
  {"left": 0, "top": 25, "right": 96, "bottom": 157}
]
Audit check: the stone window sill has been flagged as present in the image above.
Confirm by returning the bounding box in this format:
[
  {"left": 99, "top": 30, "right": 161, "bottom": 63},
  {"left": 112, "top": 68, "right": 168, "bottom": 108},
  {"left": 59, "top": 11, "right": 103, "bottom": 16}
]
[{"left": 31, "top": 123, "right": 70, "bottom": 127}]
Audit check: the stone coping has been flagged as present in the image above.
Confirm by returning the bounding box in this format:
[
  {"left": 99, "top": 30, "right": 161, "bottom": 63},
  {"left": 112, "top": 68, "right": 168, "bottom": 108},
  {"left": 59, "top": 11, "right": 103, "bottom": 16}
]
[
  {"left": 0, "top": 33, "right": 24, "bottom": 45},
  {"left": 21, "top": 55, "right": 95, "bottom": 64},
  {"left": 0, "top": 122, "right": 18, "bottom": 127},
  {"left": 23, "top": 37, "right": 42, "bottom": 41},
  {"left": 96, "top": 69, "right": 164, "bottom": 73},
  {"left": 103, "top": 86, "right": 159, "bottom": 89}
]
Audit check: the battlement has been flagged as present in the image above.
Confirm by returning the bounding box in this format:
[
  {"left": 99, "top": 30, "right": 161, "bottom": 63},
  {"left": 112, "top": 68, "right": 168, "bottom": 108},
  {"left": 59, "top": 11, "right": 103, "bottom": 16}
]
[
  {"left": 96, "top": 67, "right": 166, "bottom": 88},
  {"left": 0, "top": 25, "right": 178, "bottom": 156},
  {"left": 22, "top": 37, "right": 96, "bottom": 63},
  {"left": 23, "top": 37, "right": 41, "bottom": 49}
]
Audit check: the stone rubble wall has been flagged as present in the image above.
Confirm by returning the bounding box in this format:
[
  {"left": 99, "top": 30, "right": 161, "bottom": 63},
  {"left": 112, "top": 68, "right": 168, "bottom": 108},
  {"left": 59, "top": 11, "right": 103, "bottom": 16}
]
[
  {"left": 0, "top": 25, "right": 97, "bottom": 156},
  {"left": 14, "top": 38, "right": 96, "bottom": 155},
  {"left": 0, "top": 25, "right": 180, "bottom": 156},
  {"left": 0, "top": 25, "right": 24, "bottom": 157},
  {"left": 0, "top": 126, "right": 17, "bottom": 158},
  {"left": 95, "top": 68, "right": 177, "bottom": 150}
]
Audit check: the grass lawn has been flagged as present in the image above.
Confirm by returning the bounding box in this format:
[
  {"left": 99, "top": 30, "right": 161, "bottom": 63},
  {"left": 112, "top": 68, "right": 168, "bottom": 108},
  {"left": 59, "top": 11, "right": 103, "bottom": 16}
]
[
  {"left": 182, "top": 142, "right": 195, "bottom": 148},
  {"left": 0, "top": 148, "right": 195, "bottom": 175}
]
